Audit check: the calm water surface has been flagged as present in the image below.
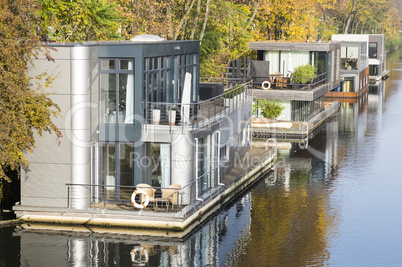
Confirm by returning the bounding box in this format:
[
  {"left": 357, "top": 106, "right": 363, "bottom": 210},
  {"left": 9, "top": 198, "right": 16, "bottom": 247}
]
[{"left": 1, "top": 50, "right": 402, "bottom": 266}]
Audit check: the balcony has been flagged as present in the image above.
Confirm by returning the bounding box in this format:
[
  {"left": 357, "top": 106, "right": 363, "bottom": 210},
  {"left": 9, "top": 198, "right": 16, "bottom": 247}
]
[
  {"left": 65, "top": 144, "right": 277, "bottom": 220},
  {"left": 144, "top": 79, "right": 253, "bottom": 133},
  {"left": 253, "top": 73, "right": 327, "bottom": 91},
  {"left": 252, "top": 73, "right": 338, "bottom": 102}
]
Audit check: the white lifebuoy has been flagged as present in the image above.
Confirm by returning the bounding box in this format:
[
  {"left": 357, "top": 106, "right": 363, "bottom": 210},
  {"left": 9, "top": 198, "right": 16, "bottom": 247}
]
[
  {"left": 130, "top": 246, "right": 149, "bottom": 263},
  {"left": 131, "top": 189, "right": 149, "bottom": 209},
  {"left": 261, "top": 80, "right": 271, "bottom": 90}
]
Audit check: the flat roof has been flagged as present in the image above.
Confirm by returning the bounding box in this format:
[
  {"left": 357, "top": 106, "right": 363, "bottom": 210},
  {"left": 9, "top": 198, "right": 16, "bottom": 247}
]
[
  {"left": 248, "top": 41, "right": 341, "bottom": 52},
  {"left": 43, "top": 39, "right": 200, "bottom": 48}
]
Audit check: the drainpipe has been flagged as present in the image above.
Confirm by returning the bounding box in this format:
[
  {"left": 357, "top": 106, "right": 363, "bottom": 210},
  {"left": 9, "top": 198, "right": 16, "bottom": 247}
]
[{"left": 194, "top": 138, "right": 203, "bottom": 202}]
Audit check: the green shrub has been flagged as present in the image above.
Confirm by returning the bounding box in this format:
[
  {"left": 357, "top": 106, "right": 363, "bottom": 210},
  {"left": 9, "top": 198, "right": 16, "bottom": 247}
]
[
  {"left": 291, "top": 64, "right": 317, "bottom": 84},
  {"left": 254, "top": 99, "right": 284, "bottom": 119}
]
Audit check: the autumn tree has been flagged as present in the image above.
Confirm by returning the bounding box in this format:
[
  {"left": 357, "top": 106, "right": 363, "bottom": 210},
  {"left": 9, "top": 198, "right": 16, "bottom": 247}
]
[
  {"left": 38, "top": 0, "right": 121, "bottom": 42},
  {"left": 0, "top": 0, "right": 61, "bottom": 184}
]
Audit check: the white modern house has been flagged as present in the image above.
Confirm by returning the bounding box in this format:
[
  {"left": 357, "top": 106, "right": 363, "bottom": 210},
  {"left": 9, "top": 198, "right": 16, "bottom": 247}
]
[
  {"left": 332, "top": 34, "right": 388, "bottom": 83},
  {"left": 15, "top": 36, "right": 253, "bottom": 217}
]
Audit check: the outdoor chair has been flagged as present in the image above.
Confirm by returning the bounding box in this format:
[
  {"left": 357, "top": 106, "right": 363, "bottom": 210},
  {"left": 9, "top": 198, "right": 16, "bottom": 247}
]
[{"left": 161, "top": 184, "right": 182, "bottom": 211}]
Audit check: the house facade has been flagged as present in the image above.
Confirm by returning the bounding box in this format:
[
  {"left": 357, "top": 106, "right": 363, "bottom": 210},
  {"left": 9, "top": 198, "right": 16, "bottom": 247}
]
[
  {"left": 328, "top": 39, "right": 369, "bottom": 98},
  {"left": 248, "top": 41, "right": 341, "bottom": 122},
  {"left": 332, "top": 34, "right": 387, "bottom": 83},
  {"left": 18, "top": 36, "right": 252, "bottom": 211}
]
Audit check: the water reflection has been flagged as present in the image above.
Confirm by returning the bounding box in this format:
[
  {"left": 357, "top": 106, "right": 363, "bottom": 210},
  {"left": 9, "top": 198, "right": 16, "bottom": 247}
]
[{"left": 13, "top": 193, "right": 252, "bottom": 266}]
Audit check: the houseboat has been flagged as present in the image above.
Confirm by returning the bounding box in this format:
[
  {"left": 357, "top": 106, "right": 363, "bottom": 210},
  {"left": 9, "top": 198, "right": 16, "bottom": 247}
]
[
  {"left": 246, "top": 41, "right": 341, "bottom": 139},
  {"left": 13, "top": 36, "right": 275, "bottom": 232},
  {"left": 332, "top": 34, "right": 388, "bottom": 83},
  {"left": 325, "top": 37, "right": 370, "bottom": 101}
]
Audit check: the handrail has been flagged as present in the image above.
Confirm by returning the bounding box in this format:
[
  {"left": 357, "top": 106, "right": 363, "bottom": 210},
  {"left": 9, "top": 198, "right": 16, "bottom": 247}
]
[
  {"left": 144, "top": 81, "right": 251, "bottom": 107},
  {"left": 252, "top": 72, "right": 327, "bottom": 91},
  {"left": 144, "top": 80, "right": 252, "bottom": 133},
  {"left": 66, "top": 147, "right": 277, "bottom": 218}
]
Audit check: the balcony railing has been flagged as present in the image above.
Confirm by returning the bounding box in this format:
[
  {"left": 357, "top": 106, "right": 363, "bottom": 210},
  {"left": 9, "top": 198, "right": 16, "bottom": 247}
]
[
  {"left": 65, "top": 144, "right": 277, "bottom": 220},
  {"left": 144, "top": 80, "right": 252, "bottom": 133},
  {"left": 65, "top": 166, "right": 221, "bottom": 216},
  {"left": 252, "top": 73, "right": 327, "bottom": 91}
]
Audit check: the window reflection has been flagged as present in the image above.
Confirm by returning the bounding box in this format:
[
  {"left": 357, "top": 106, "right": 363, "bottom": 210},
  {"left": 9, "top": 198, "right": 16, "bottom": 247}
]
[{"left": 100, "top": 59, "right": 135, "bottom": 124}]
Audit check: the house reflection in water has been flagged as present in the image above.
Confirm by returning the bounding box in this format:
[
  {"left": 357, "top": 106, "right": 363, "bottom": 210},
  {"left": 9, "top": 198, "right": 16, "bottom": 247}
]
[{"left": 14, "top": 193, "right": 251, "bottom": 266}]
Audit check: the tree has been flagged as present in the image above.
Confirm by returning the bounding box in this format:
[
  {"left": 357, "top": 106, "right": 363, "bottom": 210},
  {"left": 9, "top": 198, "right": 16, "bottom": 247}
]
[
  {"left": 0, "top": 0, "right": 61, "bottom": 183},
  {"left": 38, "top": 0, "right": 121, "bottom": 42}
]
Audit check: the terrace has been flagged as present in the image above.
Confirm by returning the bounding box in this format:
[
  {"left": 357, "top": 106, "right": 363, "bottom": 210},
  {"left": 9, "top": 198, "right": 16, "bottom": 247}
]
[{"left": 65, "top": 141, "right": 277, "bottom": 221}]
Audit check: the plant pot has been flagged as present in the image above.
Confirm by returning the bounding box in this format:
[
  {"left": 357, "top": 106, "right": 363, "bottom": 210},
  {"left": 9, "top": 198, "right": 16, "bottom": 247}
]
[
  {"left": 169, "top": 110, "right": 176, "bottom": 126},
  {"left": 152, "top": 109, "right": 160, "bottom": 125}
]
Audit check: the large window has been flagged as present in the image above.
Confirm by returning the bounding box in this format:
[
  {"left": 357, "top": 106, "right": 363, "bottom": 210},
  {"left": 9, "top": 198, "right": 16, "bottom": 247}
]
[
  {"left": 293, "top": 97, "right": 324, "bottom": 121},
  {"left": 341, "top": 46, "right": 358, "bottom": 70},
  {"left": 100, "top": 59, "right": 134, "bottom": 124},
  {"left": 370, "top": 65, "right": 379, "bottom": 76},
  {"left": 145, "top": 143, "right": 171, "bottom": 188},
  {"left": 144, "top": 57, "right": 171, "bottom": 103},
  {"left": 342, "top": 77, "right": 354, "bottom": 92},
  {"left": 144, "top": 54, "right": 198, "bottom": 104},
  {"left": 101, "top": 143, "right": 134, "bottom": 201},
  {"left": 198, "top": 136, "right": 212, "bottom": 194},
  {"left": 369, "top": 42, "right": 377, "bottom": 58}
]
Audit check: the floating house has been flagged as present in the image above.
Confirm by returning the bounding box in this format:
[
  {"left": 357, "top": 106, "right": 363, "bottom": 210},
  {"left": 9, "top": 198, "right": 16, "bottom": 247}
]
[
  {"left": 14, "top": 35, "right": 257, "bottom": 228},
  {"left": 247, "top": 41, "right": 341, "bottom": 138},
  {"left": 332, "top": 34, "right": 388, "bottom": 83},
  {"left": 325, "top": 37, "right": 370, "bottom": 100}
]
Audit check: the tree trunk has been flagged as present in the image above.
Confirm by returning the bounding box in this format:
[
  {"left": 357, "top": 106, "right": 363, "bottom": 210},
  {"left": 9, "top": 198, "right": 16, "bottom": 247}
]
[
  {"left": 190, "top": 0, "right": 201, "bottom": 40},
  {"left": 246, "top": 0, "right": 259, "bottom": 29},
  {"left": 343, "top": 0, "right": 358, "bottom": 34},
  {"left": 199, "top": 0, "right": 211, "bottom": 42},
  {"left": 167, "top": 6, "right": 173, "bottom": 39},
  {"left": 173, "top": 0, "right": 197, "bottom": 40}
]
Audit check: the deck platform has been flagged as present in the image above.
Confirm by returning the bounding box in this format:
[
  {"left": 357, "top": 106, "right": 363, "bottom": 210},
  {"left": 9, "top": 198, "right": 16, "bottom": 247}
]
[
  {"left": 13, "top": 145, "right": 276, "bottom": 237},
  {"left": 252, "top": 101, "right": 340, "bottom": 140}
]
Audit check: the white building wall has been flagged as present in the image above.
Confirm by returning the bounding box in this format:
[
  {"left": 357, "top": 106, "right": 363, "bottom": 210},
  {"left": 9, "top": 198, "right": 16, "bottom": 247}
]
[{"left": 21, "top": 46, "right": 97, "bottom": 208}]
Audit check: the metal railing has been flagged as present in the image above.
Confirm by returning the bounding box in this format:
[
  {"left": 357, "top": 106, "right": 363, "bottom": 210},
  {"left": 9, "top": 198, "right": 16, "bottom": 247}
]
[
  {"left": 252, "top": 73, "right": 327, "bottom": 91},
  {"left": 65, "top": 145, "right": 277, "bottom": 218},
  {"left": 66, "top": 183, "right": 183, "bottom": 213},
  {"left": 144, "top": 80, "right": 252, "bottom": 133},
  {"left": 200, "top": 77, "right": 248, "bottom": 88}
]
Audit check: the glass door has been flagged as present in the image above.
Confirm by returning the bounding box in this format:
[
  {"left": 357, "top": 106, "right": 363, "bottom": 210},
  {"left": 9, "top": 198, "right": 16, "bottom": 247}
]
[
  {"left": 102, "top": 144, "right": 116, "bottom": 200},
  {"left": 101, "top": 143, "right": 134, "bottom": 202}
]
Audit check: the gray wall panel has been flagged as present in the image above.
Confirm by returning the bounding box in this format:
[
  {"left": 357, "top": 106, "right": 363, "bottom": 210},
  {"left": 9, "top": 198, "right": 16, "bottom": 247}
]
[
  {"left": 24, "top": 131, "right": 71, "bottom": 165},
  {"left": 21, "top": 163, "right": 70, "bottom": 207}
]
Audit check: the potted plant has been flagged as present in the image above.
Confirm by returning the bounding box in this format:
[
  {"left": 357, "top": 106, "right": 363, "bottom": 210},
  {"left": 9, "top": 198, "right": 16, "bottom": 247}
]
[
  {"left": 291, "top": 64, "right": 317, "bottom": 89},
  {"left": 254, "top": 99, "right": 284, "bottom": 119}
]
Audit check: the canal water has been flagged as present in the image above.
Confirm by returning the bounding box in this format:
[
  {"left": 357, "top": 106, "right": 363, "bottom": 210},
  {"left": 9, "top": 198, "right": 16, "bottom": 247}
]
[{"left": 1, "top": 50, "right": 402, "bottom": 266}]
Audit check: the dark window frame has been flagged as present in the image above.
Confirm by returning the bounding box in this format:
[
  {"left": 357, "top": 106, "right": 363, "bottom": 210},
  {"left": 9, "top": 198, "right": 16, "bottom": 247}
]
[{"left": 99, "top": 58, "right": 135, "bottom": 124}]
